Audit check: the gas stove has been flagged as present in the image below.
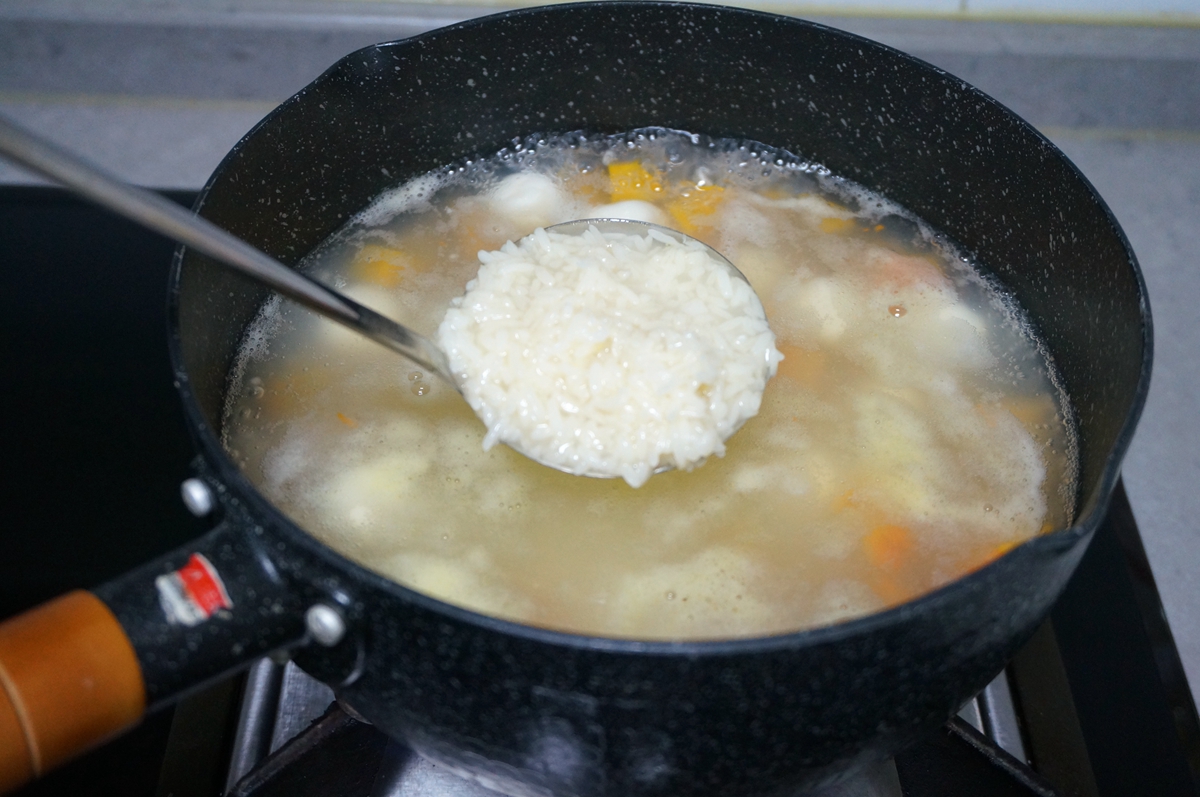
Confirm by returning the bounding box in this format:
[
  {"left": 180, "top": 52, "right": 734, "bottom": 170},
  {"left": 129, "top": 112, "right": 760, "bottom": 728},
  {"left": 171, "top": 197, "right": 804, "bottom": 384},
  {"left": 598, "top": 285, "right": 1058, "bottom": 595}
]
[
  {"left": 210, "top": 658, "right": 1040, "bottom": 797},
  {"left": 2, "top": 187, "right": 1198, "bottom": 797}
]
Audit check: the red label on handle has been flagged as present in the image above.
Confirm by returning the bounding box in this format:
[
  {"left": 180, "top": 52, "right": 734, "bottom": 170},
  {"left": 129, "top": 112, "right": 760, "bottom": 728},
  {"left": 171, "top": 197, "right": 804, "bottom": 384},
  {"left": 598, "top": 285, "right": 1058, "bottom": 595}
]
[
  {"left": 155, "top": 553, "right": 233, "bottom": 626},
  {"left": 177, "top": 554, "right": 233, "bottom": 616}
]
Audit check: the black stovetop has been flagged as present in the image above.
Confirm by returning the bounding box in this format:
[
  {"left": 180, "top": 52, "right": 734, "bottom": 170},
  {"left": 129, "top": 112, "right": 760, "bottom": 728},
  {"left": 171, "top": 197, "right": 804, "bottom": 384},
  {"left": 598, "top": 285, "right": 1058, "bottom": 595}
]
[{"left": 2, "top": 187, "right": 1197, "bottom": 797}]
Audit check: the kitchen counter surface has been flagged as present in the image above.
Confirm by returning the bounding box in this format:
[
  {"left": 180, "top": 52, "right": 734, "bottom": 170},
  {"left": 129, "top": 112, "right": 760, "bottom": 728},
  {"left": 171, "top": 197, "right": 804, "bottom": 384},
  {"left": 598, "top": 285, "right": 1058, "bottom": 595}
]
[{"left": 2, "top": 2, "right": 1197, "bottom": 711}]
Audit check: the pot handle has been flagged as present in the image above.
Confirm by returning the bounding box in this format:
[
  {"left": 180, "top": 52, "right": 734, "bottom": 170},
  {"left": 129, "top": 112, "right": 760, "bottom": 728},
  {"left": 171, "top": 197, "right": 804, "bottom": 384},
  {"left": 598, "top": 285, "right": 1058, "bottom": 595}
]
[
  {"left": 0, "top": 591, "right": 144, "bottom": 793},
  {"left": 0, "top": 519, "right": 309, "bottom": 794}
]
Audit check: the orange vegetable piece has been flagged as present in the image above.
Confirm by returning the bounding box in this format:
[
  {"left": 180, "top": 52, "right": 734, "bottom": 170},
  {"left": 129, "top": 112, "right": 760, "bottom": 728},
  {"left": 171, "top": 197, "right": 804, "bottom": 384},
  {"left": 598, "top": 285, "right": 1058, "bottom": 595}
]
[
  {"left": 353, "top": 245, "right": 409, "bottom": 288},
  {"left": 863, "top": 524, "right": 914, "bottom": 572},
  {"left": 818, "top": 217, "right": 855, "bottom": 234},
  {"left": 607, "top": 161, "right": 663, "bottom": 202},
  {"left": 773, "top": 343, "right": 825, "bottom": 389},
  {"left": 863, "top": 525, "right": 922, "bottom": 607},
  {"left": 336, "top": 412, "right": 358, "bottom": 428},
  {"left": 665, "top": 184, "right": 726, "bottom": 234}
]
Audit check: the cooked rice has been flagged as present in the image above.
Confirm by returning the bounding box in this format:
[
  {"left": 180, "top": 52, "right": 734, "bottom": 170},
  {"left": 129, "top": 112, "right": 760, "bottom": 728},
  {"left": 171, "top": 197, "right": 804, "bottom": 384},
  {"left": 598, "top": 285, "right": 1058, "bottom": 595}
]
[{"left": 437, "top": 225, "right": 782, "bottom": 487}]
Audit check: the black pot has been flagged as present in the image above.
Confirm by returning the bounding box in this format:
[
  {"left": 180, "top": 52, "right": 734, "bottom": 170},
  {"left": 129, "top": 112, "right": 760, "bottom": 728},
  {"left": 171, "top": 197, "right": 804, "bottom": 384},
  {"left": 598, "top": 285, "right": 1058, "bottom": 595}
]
[{"left": 28, "top": 4, "right": 1157, "bottom": 796}]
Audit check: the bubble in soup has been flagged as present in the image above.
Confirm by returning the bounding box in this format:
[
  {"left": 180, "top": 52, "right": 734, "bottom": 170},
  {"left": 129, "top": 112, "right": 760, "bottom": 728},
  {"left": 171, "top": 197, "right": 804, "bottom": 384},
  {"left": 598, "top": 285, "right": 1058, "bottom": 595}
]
[{"left": 222, "top": 129, "right": 1078, "bottom": 640}]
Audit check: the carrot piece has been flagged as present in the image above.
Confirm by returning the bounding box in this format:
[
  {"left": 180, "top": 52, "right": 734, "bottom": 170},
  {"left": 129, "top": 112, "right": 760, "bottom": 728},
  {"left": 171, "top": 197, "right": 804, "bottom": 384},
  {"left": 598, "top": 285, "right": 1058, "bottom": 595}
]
[
  {"left": 863, "top": 524, "right": 920, "bottom": 607},
  {"left": 353, "top": 245, "right": 409, "bottom": 287},
  {"left": 336, "top": 412, "right": 358, "bottom": 428},
  {"left": 607, "top": 161, "right": 663, "bottom": 202},
  {"left": 818, "top": 217, "right": 855, "bottom": 234},
  {"left": 863, "top": 524, "right": 914, "bottom": 572}
]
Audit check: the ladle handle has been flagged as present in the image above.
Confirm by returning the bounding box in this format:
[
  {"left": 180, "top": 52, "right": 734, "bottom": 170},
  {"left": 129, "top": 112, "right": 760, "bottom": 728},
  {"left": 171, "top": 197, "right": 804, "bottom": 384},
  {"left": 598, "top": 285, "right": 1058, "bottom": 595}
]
[{"left": 0, "top": 115, "right": 450, "bottom": 380}]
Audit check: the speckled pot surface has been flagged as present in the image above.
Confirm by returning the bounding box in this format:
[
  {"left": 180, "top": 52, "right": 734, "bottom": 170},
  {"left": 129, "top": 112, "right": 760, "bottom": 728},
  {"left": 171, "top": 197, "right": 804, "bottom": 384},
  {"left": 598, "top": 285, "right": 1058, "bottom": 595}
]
[{"left": 138, "top": 4, "right": 1150, "bottom": 796}]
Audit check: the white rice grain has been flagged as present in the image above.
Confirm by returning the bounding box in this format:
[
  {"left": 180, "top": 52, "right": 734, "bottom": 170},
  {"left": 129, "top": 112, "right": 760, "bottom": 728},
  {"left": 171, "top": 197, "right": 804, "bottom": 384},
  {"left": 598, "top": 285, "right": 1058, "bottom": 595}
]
[{"left": 437, "top": 225, "right": 782, "bottom": 487}]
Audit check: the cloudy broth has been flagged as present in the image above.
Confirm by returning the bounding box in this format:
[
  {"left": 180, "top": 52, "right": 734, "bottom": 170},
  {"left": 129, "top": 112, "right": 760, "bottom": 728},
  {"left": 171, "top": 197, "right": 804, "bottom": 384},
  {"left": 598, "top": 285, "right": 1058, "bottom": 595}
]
[{"left": 222, "top": 129, "right": 1077, "bottom": 640}]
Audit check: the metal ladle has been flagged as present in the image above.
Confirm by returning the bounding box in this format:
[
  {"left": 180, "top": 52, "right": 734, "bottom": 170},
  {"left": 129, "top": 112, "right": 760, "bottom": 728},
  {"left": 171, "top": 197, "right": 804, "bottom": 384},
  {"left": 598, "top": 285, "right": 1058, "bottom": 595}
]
[
  {"left": 0, "top": 114, "right": 751, "bottom": 478},
  {"left": 0, "top": 114, "right": 454, "bottom": 383}
]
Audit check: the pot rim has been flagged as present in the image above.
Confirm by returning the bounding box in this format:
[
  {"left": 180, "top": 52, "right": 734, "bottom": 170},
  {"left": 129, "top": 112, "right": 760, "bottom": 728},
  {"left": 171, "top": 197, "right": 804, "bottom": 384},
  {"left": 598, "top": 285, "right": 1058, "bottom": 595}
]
[{"left": 167, "top": 0, "right": 1154, "bottom": 659}]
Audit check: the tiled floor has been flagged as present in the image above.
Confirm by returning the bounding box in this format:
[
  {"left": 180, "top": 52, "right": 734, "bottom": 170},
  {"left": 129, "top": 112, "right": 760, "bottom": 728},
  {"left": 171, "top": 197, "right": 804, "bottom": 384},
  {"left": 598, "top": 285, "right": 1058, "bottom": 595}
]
[{"left": 2, "top": 3, "right": 1197, "bottom": 709}]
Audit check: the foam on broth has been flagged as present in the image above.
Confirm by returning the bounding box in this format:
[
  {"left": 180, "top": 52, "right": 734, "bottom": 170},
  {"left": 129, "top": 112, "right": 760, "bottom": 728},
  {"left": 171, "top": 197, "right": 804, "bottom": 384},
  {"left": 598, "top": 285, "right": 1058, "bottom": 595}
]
[{"left": 222, "top": 129, "right": 1078, "bottom": 640}]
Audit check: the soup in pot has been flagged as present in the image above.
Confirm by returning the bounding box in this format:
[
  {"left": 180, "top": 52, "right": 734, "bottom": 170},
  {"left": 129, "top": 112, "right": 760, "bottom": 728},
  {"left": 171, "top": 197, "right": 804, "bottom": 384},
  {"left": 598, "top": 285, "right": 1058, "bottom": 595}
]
[{"left": 222, "top": 129, "right": 1077, "bottom": 640}]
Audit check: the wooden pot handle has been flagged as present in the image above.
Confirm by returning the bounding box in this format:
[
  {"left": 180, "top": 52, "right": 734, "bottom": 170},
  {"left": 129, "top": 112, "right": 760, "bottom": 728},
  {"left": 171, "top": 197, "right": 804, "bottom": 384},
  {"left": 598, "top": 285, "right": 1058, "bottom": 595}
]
[{"left": 0, "top": 591, "right": 146, "bottom": 794}]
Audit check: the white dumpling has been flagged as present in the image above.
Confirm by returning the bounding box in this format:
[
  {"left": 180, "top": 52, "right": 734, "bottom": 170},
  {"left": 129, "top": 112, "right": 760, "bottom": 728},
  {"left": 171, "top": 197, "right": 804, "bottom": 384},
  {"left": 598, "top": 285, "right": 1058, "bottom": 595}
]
[{"left": 489, "top": 172, "right": 568, "bottom": 229}]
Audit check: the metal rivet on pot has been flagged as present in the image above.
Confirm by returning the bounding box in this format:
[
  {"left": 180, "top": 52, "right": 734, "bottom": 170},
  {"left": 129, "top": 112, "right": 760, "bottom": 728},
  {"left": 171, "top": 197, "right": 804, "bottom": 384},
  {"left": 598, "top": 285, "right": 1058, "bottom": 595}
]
[
  {"left": 180, "top": 478, "right": 215, "bottom": 517},
  {"left": 306, "top": 604, "right": 346, "bottom": 647}
]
